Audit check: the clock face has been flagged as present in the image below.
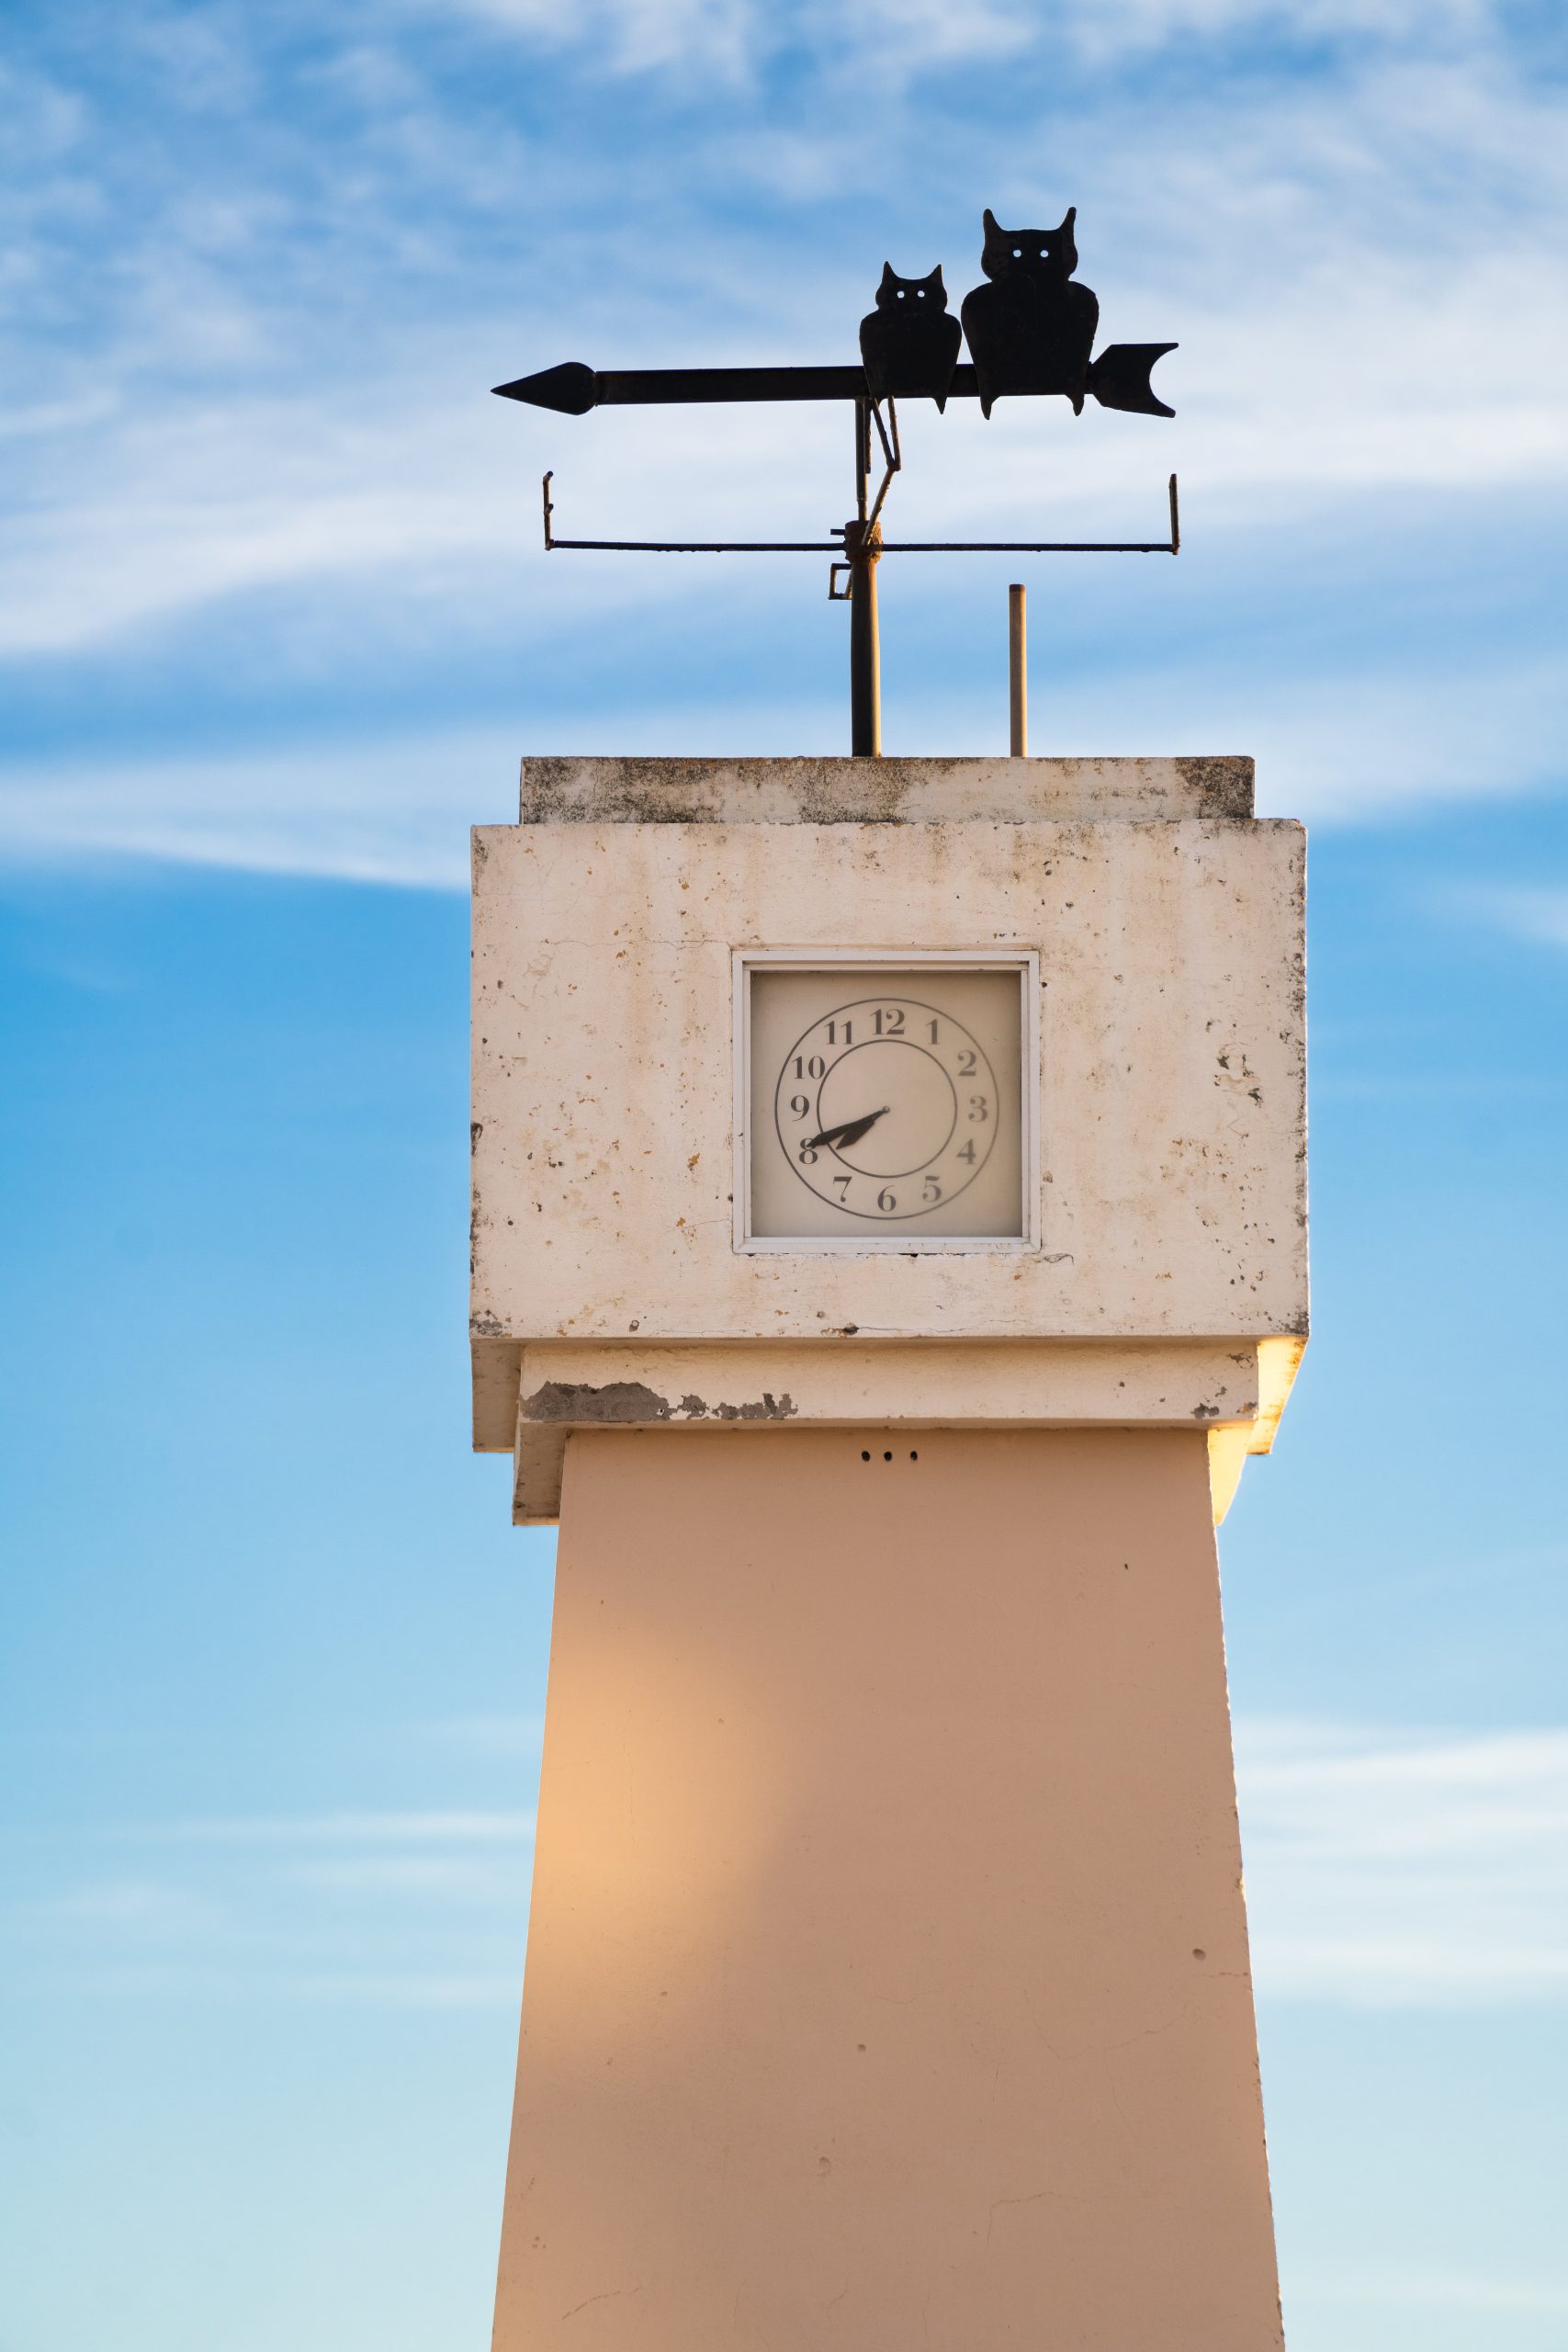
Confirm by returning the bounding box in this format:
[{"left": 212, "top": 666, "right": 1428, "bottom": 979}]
[{"left": 743, "top": 962, "right": 1032, "bottom": 1245}]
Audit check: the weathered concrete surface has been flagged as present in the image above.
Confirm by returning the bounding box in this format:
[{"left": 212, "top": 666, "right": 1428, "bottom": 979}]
[
  {"left": 470, "top": 808, "right": 1307, "bottom": 1368},
  {"left": 491, "top": 1425, "right": 1284, "bottom": 2352},
  {"left": 507, "top": 1337, "right": 1271, "bottom": 1524},
  {"left": 520, "top": 752, "right": 1255, "bottom": 826}
]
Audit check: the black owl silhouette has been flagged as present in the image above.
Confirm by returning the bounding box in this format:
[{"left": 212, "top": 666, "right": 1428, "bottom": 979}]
[
  {"left": 859, "top": 264, "right": 964, "bottom": 410},
  {"left": 959, "top": 207, "right": 1100, "bottom": 418}
]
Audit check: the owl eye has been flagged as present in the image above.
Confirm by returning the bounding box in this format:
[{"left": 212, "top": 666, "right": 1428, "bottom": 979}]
[
  {"left": 1012, "top": 246, "right": 1023, "bottom": 258},
  {"left": 915, "top": 288, "right": 925, "bottom": 299},
  {"left": 896, "top": 288, "right": 905, "bottom": 300}
]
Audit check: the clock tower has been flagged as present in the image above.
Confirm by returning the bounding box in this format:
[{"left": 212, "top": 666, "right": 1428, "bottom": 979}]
[{"left": 471, "top": 750, "right": 1306, "bottom": 2351}]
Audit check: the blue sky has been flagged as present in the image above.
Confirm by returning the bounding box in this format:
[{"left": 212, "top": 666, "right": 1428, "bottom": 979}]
[{"left": 2, "top": 3, "right": 1566, "bottom": 2348}]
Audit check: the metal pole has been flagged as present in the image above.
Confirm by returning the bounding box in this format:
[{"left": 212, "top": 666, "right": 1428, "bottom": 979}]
[
  {"left": 1009, "top": 582, "right": 1027, "bottom": 757},
  {"left": 847, "top": 399, "right": 882, "bottom": 756}
]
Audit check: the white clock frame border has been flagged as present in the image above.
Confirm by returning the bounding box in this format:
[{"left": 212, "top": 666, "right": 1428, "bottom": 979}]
[{"left": 732, "top": 946, "right": 1043, "bottom": 1256}]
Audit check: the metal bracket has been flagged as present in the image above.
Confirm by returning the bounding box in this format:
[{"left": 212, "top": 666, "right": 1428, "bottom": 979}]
[
  {"left": 864, "top": 397, "right": 901, "bottom": 533},
  {"left": 828, "top": 563, "right": 853, "bottom": 601},
  {"left": 540, "top": 469, "right": 1179, "bottom": 559}
]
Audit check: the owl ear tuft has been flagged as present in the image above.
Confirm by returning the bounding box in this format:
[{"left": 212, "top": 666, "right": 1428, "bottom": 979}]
[
  {"left": 879, "top": 261, "right": 897, "bottom": 290},
  {"left": 981, "top": 208, "right": 1000, "bottom": 237},
  {"left": 931, "top": 264, "right": 945, "bottom": 289},
  {"left": 1052, "top": 206, "right": 1079, "bottom": 274}
]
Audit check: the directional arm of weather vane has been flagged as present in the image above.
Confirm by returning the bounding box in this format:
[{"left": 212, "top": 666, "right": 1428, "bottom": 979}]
[{"left": 494, "top": 350, "right": 1176, "bottom": 419}]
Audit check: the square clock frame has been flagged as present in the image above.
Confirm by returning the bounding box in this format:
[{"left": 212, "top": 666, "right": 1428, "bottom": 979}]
[{"left": 736, "top": 950, "right": 1041, "bottom": 1252}]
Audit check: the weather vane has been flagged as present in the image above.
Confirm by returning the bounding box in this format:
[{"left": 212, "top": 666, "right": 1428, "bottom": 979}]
[{"left": 494, "top": 207, "right": 1179, "bottom": 755}]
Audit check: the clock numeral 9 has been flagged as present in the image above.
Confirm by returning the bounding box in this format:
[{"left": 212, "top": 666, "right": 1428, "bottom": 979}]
[
  {"left": 876, "top": 1188, "right": 897, "bottom": 1213},
  {"left": 789, "top": 1092, "right": 811, "bottom": 1119}
]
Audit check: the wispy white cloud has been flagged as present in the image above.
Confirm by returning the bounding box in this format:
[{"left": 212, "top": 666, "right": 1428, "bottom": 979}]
[
  {"left": 4, "top": 628, "right": 1558, "bottom": 888},
  {"left": 1288, "top": 2266, "right": 1568, "bottom": 2317},
  {"left": 160, "top": 1808, "right": 536, "bottom": 1844},
  {"left": 424, "top": 1713, "right": 547, "bottom": 1758},
  {"left": 1236, "top": 1720, "right": 1568, "bottom": 2007},
  {"left": 432, "top": 0, "right": 1033, "bottom": 83},
  {"left": 3, "top": 0, "right": 1565, "bottom": 874},
  {"left": 1448, "top": 883, "right": 1568, "bottom": 950},
  {"left": 7, "top": 1720, "right": 1564, "bottom": 2010},
  {"left": 6, "top": 1801, "right": 536, "bottom": 2006},
  {"left": 1059, "top": 0, "right": 1495, "bottom": 62}
]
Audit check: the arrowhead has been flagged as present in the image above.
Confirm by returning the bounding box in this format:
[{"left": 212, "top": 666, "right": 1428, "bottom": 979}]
[{"left": 491, "top": 361, "right": 598, "bottom": 415}]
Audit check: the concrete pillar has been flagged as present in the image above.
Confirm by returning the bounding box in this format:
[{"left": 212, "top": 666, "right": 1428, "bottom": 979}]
[{"left": 493, "top": 1425, "right": 1282, "bottom": 2352}]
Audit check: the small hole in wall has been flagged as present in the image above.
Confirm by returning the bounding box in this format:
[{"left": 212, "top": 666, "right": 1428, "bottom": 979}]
[
  {"left": 909, "top": 1451, "right": 919, "bottom": 1461},
  {"left": 883, "top": 1451, "right": 893, "bottom": 1462},
  {"left": 861, "top": 1450, "right": 871, "bottom": 1462}
]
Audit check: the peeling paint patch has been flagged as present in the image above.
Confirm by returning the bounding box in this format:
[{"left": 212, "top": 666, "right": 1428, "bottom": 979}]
[{"left": 520, "top": 1381, "right": 799, "bottom": 1427}]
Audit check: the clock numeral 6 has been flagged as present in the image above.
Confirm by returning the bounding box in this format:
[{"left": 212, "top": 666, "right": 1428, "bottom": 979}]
[{"left": 876, "top": 1188, "right": 897, "bottom": 1213}]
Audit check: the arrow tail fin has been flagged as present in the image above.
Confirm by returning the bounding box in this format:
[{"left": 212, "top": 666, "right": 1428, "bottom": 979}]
[{"left": 1087, "top": 343, "right": 1177, "bottom": 418}]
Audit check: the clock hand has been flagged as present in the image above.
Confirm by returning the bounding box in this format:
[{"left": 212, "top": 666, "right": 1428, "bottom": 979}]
[{"left": 806, "top": 1106, "right": 891, "bottom": 1153}]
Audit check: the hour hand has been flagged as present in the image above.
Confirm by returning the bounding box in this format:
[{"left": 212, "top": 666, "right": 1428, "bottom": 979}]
[{"left": 807, "top": 1106, "right": 890, "bottom": 1152}]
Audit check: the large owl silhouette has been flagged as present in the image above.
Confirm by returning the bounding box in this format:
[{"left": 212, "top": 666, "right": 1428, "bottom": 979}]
[
  {"left": 959, "top": 207, "right": 1100, "bottom": 417},
  {"left": 859, "top": 264, "right": 964, "bottom": 410}
]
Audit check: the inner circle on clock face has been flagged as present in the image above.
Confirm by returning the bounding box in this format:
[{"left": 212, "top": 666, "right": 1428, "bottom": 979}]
[{"left": 815, "top": 1040, "right": 956, "bottom": 1176}]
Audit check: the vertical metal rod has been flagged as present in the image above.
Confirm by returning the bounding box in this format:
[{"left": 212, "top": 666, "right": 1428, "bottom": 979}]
[
  {"left": 1009, "top": 582, "right": 1027, "bottom": 757},
  {"left": 848, "top": 397, "right": 882, "bottom": 756}
]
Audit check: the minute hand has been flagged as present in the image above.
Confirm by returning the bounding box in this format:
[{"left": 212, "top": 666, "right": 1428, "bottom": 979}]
[{"left": 807, "top": 1107, "right": 890, "bottom": 1153}]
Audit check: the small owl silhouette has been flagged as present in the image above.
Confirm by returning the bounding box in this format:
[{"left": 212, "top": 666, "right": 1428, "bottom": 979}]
[
  {"left": 859, "top": 264, "right": 964, "bottom": 410},
  {"left": 960, "top": 207, "right": 1100, "bottom": 417}
]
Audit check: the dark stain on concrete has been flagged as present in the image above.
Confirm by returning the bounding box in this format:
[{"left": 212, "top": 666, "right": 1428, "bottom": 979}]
[
  {"left": 519, "top": 755, "right": 1259, "bottom": 827},
  {"left": 1173, "top": 757, "right": 1255, "bottom": 819}
]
